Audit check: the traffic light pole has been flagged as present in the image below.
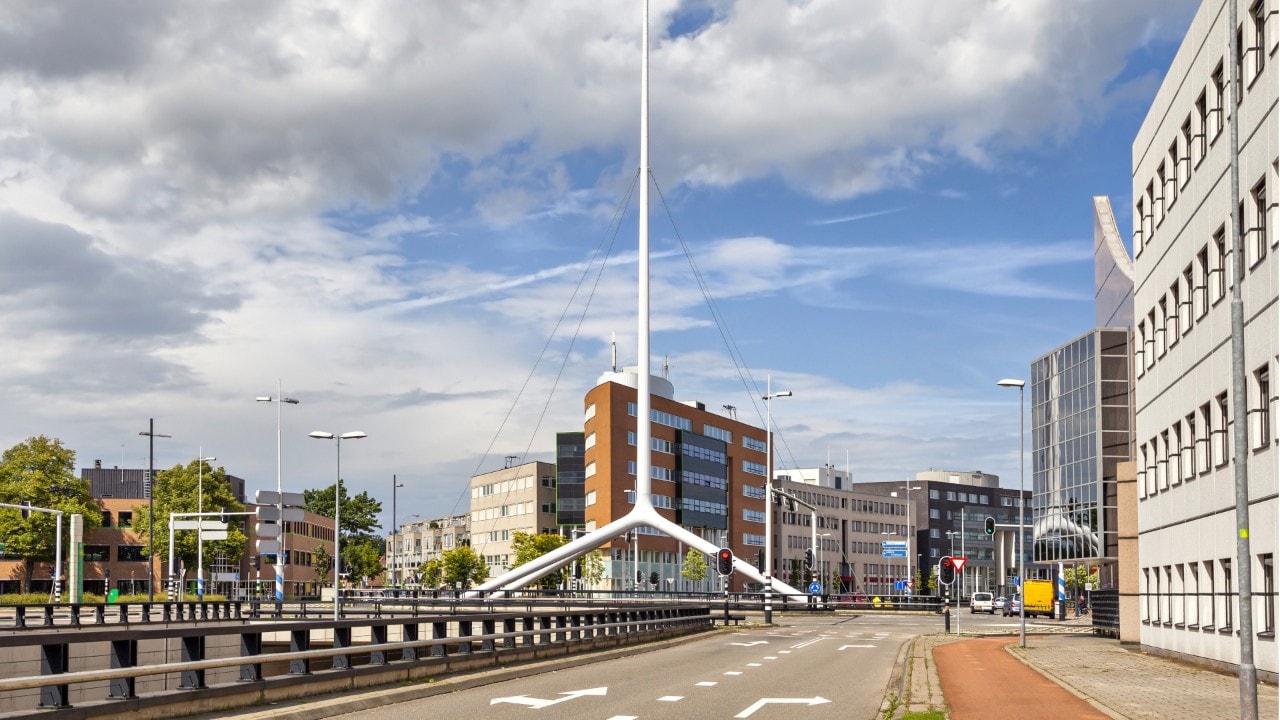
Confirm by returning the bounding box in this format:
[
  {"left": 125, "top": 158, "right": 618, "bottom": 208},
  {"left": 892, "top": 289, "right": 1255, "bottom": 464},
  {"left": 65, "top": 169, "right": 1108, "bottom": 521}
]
[{"left": 0, "top": 503, "right": 63, "bottom": 603}]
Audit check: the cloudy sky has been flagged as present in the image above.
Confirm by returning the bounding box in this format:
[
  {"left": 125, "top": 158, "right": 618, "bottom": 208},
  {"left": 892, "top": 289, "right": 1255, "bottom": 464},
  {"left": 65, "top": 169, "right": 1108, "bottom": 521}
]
[{"left": 0, "top": 0, "right": 1200, "bottom": 530}]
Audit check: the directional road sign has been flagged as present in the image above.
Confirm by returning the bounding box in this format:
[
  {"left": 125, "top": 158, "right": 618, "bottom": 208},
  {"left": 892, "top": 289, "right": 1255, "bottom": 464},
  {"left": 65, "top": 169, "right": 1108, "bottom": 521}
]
[
  {"left": 254, "top": 490, "right": 306, "bottom": 507},
  {"left": 951, "top": 556, "right": 968, "bottom": 573},
  {"left": 172, "top": 520, "right": 228, "bottom": 531},
  {"left": 808, "top": 581, "right": 822, "bottom": 594}
]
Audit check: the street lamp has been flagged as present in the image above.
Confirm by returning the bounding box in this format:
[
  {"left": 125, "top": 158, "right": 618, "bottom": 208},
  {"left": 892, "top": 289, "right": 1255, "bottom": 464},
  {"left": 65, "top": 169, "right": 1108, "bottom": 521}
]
[
  {"left": 892, "top": 484, "right": 922, "bottom": 598},
  {"left": 309, "top": 430, "right": 367, "bottom": 620},
  {"left": 196, "top": 450, "right": 216, "bottom": 599},
  {"left": 762, "top": 376, "right": 792, "bottom": 623},
  {"left": 257, "top": 386, "right": 299, "bottom": 602},
  {"left": 391, "top": 475, "right": 404, "bottom": 588},
  {"left": 138, "top": 419, "right": 171, "bottom": 603},
  {"left": 997, "top": 377, "right": 1027, "bottom": 648},
  {"left": 945, "top": 530, "right": 958, "bottom": 557}
]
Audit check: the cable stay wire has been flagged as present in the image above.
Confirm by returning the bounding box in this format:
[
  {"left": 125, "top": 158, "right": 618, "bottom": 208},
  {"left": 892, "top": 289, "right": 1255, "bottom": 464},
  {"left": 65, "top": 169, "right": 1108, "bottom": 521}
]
[
  {"left": 447, "top": 169, "right": 642, "bottom": 531},
  {"left": 649, "top": 173, "right": 804, "bottom": 476}
]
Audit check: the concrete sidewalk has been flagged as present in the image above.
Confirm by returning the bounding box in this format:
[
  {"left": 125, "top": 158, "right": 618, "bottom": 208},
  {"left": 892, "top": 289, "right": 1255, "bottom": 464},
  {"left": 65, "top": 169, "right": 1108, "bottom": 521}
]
[{"left": 889, "top": 624, "right": 1278, "bottom": 719}]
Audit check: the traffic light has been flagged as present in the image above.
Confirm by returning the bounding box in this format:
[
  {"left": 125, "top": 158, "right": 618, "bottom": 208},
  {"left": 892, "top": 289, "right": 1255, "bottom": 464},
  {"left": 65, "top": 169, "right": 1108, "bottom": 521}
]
[
  {"left": 716, "top": 547, "right": 734, "bottom": 576},
  {"left": 573, "top": 561, "right": 582, "bottom": 579},
  {"left": 803, "top": 548, "right": 814, "bottom": 571},
  {"left": 939, "top": 556, "right": 956, "bottom": 585},
  {"left": 252, "top": 555, "right": 260, "bottom": 570},
  {"left": 636, "top": 570, "right": 643, "bottom": 584},
  {"left": 756, "top": 549, "right": 765, "bottom": 572},
  {"left": 984, "top": 516, "right": 996, "bottom": 535},
  {"left": 649, "top": 571, "right": 659, "bottom": 586}
]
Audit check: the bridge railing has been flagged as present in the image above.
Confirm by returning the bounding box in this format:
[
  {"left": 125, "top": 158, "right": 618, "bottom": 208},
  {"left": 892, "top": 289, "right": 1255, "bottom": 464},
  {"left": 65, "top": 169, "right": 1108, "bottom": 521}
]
[{"left": 0, "top": 603, "right": 714, "bottom": 718}]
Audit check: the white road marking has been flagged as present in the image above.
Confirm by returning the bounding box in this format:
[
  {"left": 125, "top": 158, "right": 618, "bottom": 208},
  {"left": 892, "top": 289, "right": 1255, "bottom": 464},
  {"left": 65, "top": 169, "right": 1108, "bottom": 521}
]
[
  {"left": 490, "top": 687, "right": 608, "bottom": 709},
  {"left": 696, "top": 681, "right": 717, "bottom": 687},
  {"left": 658, "top": 696, "right": 683, "bottom": 702},
  {"left": 838, "top": 644, "right": 877, "bottom": 650},
  {"left": 735, "top": 696, "right": 832, "bottom": 718},
  {"left": 747, "top": 662, "right": 762, "bottom": 667},
  {"left": 724, "top": 671, "right": 743, "bottom": 676}
]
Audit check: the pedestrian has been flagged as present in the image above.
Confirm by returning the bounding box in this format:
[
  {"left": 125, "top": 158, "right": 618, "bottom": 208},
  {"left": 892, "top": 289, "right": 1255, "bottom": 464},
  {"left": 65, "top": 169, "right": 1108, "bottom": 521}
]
[{"left": 1077, "top": 594, "right": 1087, "bottom": 615}]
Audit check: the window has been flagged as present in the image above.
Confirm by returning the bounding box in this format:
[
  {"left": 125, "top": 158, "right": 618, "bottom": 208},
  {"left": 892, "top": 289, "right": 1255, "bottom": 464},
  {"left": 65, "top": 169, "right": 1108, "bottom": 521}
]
[
  {"left": 1180, "top": 117, "right": 1193, "bottom": 184},
  {"left": 743, "top": 484, "right": 765, "bottom": 499},
  {"left": 1147, "top": 309, "right": 1159, "bottom": 366},
  {"left": 118, "top": 511, "right": 132, "bottom": 528},
  {"left": 743, "top": 509, "right": 765, "bottom": 523},
  {"left": 929, "top": 489, "right": 940, "bottom": 500},
  {"left": 1170, "top": 423, "right": 1183, "bottom": 485},
  {"left": 118, "top": 545, "right": 146, "bottom": 562},
  {"left": 1135, "top": 198, "right": 1147, "bottom": 250},
  {"left": 1157, "top": 431, "right": 1169, "bottom": 491},
  {"left": 585, "top": 490, "right": 596, "bottom": 507},
  {"left": 929, "top": 508, "right": 940, "bottom": 519},
  {"left": 1204, "top": 559, "right": 1217, "bottom": 629},
  {"left": 1216, "top": 392, "right": 1231, "bottom": 465},
  {"left": 1136, "top": 320, "right": 1147, "bottom": 375},
  {"left": 1212, "top": 227, "right": 1228, "bottom": 302},
  {"left": 1181, "top": 265, "right": 1195, "bottom": 334},
  {"left": 742, "top": 436, "right": 766, "bottom": 452},
  {"left": 1167, "top": 282, "right": 1180, "bottom": 344},
  {"left": 703, "top": 424, "right": 732, "bottom": 443},
  {"left": 1252, "top": 1, "right": 1267, "bottom": 77},
  {"left": 101, "top": 511, "right": 112, "bottom": 527},
  {"left": 1185, "top": 412, "right": 1199, "bottom": 481},
  {"left": 742, "top": 460, "right": 767, "bottom": 477},
  {"left": 1263, "top": 554, "right": 1275, "bottom": 635},
  {"left": 1222, "top": 558, "right": 1234, "bottom": 631},
  {"left": 1167, "top": 143, "right": 1179, "bottom": 205},
  {"left": 1236, "top": 26, "right": 1245, "bottom": 101},
  {"left": 1150, "top": 177, "right": 1163, "bottom": 226},
  {"left": 1195, "top": 91, "right": 1209, "bottom": 162},
  {"left": 1158, "top": 296, "right": 1170, "bottom": 355},
  {"left": 1252, "top": 178, "right": 1268, "bottom": 266},
  {"left": 1194, "top": 246, "right": 1210, "bottom": 318},
  {"left": 1211, "top": 63, "right": 1225, "bottom": 138},
  {"left": 1255, "top": 365, "right": 1272, "bottom": 449},
  {"left": 83, "top": 545, "right": 110, "bottom": 561},
  {"left": 1199, "top": 402, "right": 1214, "bottom": 473}
]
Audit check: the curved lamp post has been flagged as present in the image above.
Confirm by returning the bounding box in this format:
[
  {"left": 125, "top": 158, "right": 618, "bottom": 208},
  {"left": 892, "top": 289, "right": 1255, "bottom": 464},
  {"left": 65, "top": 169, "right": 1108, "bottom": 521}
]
[{"left": 309, "top": 431, "right": 367, "bottom": 620}]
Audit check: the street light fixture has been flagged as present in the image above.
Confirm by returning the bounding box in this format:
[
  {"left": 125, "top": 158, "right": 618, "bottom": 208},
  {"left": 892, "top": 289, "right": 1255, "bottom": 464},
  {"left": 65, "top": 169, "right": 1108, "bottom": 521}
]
[
  {"left": 391, "top": 475, "right": 404, "bottom": 588},
  {"left": 309, "top": 430, "right": 367, "bottom": 620},
  {"left": 762, "top": 376, "right": 792, "bottom": 623},
  {"left": 257, "top": 386, "right": 300, "bottom": 602},
  {"left": 196, "top": 450, "right": 216, "bottom": 599},
  {"left": 997, "top": 377, "right": 1027, "bottom": 648},
  {"left": 138, "top": 419, "right": 171, "bottom": 603}
]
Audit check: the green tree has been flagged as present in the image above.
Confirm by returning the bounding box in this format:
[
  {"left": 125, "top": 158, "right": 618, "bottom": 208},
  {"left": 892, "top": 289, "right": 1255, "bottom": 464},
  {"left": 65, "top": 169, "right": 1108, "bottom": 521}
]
[
  {"left": 1065, "top": 564, "right": 1098, "bottom": 593},
  {"left": 131, "top": 459, "right": 247, "bottom": 580},
  {"left": 313, "top": 544, "right": 332, "bottom": 586},
  {"left": 303, "top": 482, "right": 383, "bottom": 542},
  {"left": 440, "top": 545, "right": 488, "bottom": 589},
  {"left": 416, "top": 558, "right": 443, "bottom": 587},
  {"left": 511, "top": 531, "right": 569, "bottom": 589},
  {"left": 343, "top": 537, "right": 384, "bottom": 585},
  {"left": 0, "top": 436, "right": 103, "bottom": 592},
  {"left": 681, "top": 549, "right": 709, "bottom": 584},
  {"left": 580, "top": 550, "right": 606, "bottom": 587}
]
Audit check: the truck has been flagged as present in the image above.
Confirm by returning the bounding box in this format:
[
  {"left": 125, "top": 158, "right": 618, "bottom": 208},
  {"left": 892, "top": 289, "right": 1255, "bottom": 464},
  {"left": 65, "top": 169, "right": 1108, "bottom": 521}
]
[{"left": 1020, "top": 579, "right": 1055, "bottom": 618}]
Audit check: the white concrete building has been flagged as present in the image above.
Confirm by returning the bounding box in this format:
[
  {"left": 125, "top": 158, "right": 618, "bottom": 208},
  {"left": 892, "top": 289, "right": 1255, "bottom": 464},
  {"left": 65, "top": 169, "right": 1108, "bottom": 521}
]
[
  {"left": 469, "top": 461, "right": 560, "bottom": 574},
  {"left": 1132, "top": 0, "right": 1277, "bottom": 676}
]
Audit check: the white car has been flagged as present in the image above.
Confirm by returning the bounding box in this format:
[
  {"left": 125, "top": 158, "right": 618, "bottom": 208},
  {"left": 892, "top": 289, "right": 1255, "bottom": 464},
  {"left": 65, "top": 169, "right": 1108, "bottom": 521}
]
[{"left": 970, "top": 591, "right": 995, "bottom": 614}]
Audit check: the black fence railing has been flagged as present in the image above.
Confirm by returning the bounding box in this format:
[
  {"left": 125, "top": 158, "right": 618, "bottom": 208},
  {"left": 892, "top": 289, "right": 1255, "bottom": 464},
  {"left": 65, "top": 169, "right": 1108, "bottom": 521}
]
[{"left": 0, "top": 603, "right": 714, "bottom": 718}]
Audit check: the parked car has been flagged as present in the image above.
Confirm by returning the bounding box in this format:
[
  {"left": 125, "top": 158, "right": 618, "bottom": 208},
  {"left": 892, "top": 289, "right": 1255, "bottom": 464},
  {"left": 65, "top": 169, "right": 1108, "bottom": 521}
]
[
  {"left": 993, "top": 596, "right": 1008, "bottom": 613},
  {"left": 970, "top": 591, "right": 995, "bottom": 614},
  {"left": 1003, "top": 596, "right": 1022, "bottom": 616}
]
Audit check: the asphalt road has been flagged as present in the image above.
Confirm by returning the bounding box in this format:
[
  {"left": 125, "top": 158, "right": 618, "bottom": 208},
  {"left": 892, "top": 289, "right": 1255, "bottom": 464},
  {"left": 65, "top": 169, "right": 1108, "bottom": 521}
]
[{"left": 327, "top": 613, "right": 934, "bottom": 720}]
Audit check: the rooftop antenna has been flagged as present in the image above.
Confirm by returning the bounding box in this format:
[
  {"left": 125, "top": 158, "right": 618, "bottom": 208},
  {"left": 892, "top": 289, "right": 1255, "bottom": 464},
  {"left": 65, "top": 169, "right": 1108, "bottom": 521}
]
[
  {"left": 722, "top": 404, "right": 736, "bottom": 420},
  {"left": 662, "top": 355, "right": 670, "bottom": 380},
  {"left": 610, "top": 331, "right": 617, "bottom": 372}
]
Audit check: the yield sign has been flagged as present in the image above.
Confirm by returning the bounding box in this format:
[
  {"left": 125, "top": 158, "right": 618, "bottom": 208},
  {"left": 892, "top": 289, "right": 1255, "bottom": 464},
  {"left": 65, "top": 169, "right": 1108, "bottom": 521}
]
[{"left": 950, "top": 557, "right": 968, "bottom": 573}]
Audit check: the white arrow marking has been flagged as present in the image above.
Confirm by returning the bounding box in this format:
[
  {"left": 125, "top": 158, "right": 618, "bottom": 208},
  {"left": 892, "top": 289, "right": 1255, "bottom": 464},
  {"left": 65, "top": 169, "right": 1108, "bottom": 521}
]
[
  {"left": 839, "top": 644, "right": 877, "bottom": 650},
  {"left": 735, "top": 697, "right": 832, "bottom": 718},
  {"left": 490, "top": 687, "right": 608, "bottom": 709},
  {"left": 729, "top": 640, "right": 769, "bottom": 647}
]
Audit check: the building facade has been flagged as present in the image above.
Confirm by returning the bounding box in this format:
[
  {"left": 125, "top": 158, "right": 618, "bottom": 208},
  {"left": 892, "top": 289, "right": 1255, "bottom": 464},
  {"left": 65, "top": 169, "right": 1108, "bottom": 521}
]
[
  {"left": 467, "top": 461, "right": 560, "bottom": 575},
  {"left": 391, "top": 513, "right": 470, "bottom": 586},
  {"left": 1131, "top": 0, "right": 1277, "bottom": 675}
]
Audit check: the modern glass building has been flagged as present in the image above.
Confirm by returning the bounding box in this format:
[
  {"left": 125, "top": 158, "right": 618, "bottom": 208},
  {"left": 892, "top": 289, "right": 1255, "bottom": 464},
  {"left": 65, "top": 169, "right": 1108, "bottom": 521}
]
[{"left": 1030, "top": 328, "right": 1132, "bottom": 564}]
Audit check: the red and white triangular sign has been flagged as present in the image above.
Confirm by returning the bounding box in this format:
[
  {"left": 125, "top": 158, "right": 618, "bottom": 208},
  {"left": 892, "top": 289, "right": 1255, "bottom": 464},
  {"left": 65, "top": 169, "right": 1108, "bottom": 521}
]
[{"left": 951, "top": 557, "right": 968, "bottom": 573}]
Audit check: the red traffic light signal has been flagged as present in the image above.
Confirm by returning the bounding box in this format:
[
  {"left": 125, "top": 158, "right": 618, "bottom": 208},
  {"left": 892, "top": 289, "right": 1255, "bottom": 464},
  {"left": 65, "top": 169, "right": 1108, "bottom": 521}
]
[
  {"left": 716, "top": 547, "right": 734, "bottom": 576},
  {"left": 939, "top": 555, "right": 956, "bottom": 586}
]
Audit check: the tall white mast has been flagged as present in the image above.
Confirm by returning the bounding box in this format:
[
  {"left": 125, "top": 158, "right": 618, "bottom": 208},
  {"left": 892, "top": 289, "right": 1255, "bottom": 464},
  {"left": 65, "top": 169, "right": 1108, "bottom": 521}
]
[{"left": 635, "top": 0, "right": 653, "bottom": 511}]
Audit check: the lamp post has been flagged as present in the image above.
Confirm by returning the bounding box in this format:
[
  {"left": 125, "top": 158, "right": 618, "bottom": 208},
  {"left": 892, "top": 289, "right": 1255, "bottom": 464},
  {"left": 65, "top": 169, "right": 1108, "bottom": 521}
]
[
  {"left": 309, "top": 431, "right": 367, "bottom": 620},
  {"left": 894, "top": 484, "right": 922, "bottom": 597},
  {"left": 997, "top": 377, "right": 1027, "bottom": 648},
  {"left": 762, "top": 376, "right": 792, "bottom": 624},
  {"left": 196, "top": 449, "right": 216, "bottom": 599},
  {"left": 138, "top": 419, "right": 171, "bottom": 603},
  {"left": 257, "top": 386, "right": 299, "bottom": 602},
  {"left": 391, "top": 475, "right": 404, "bottom": 588}
]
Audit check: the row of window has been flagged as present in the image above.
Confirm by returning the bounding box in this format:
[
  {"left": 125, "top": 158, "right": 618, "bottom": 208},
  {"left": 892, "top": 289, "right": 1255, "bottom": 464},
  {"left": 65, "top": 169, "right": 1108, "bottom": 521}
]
[
  {"left": 472, "top": 474, "right": 536, "bottom": 498},
  {"left": 1134, "top": 2, "right": 1272, "bottom": 254},
  {"left": 1141, "top": 554, "right": 1275, "bottom": 636},
  {"left": 928, "top": 489, "right": 993, "bottom": 506},
  {"left": 1136, "top": 191, "right": 1275, "bottom": 376},
  {"left": 469, "top": 502, "right": 534, "bottom": 523},
  {"left": 1139, "top": 367, "right": 1273, "bottom": 498}
]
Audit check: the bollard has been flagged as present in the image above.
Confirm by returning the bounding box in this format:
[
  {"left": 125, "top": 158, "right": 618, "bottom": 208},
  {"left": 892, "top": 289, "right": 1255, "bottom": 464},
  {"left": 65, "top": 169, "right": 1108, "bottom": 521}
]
[{"left": 944, "top": 606, "right": 951, "bottom": 633}]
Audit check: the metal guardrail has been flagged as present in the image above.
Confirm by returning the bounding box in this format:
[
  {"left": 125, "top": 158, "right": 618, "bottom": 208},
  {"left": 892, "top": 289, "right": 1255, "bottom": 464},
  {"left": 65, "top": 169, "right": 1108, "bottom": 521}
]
[{"left": 0, "top": 602, "right": 715, "bottom": 719}]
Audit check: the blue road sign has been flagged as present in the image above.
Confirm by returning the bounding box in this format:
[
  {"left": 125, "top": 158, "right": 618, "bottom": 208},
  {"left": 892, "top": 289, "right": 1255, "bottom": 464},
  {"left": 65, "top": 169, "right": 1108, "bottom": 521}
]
[
  {"left": 882, "top": 549, "right": 907, "bottom": 558},
  {"left": 894, "top": 579, "right": 906, "bottom": 591},
  {"left": 808, "top": 581, "right": 822, "bottom": 594}
]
